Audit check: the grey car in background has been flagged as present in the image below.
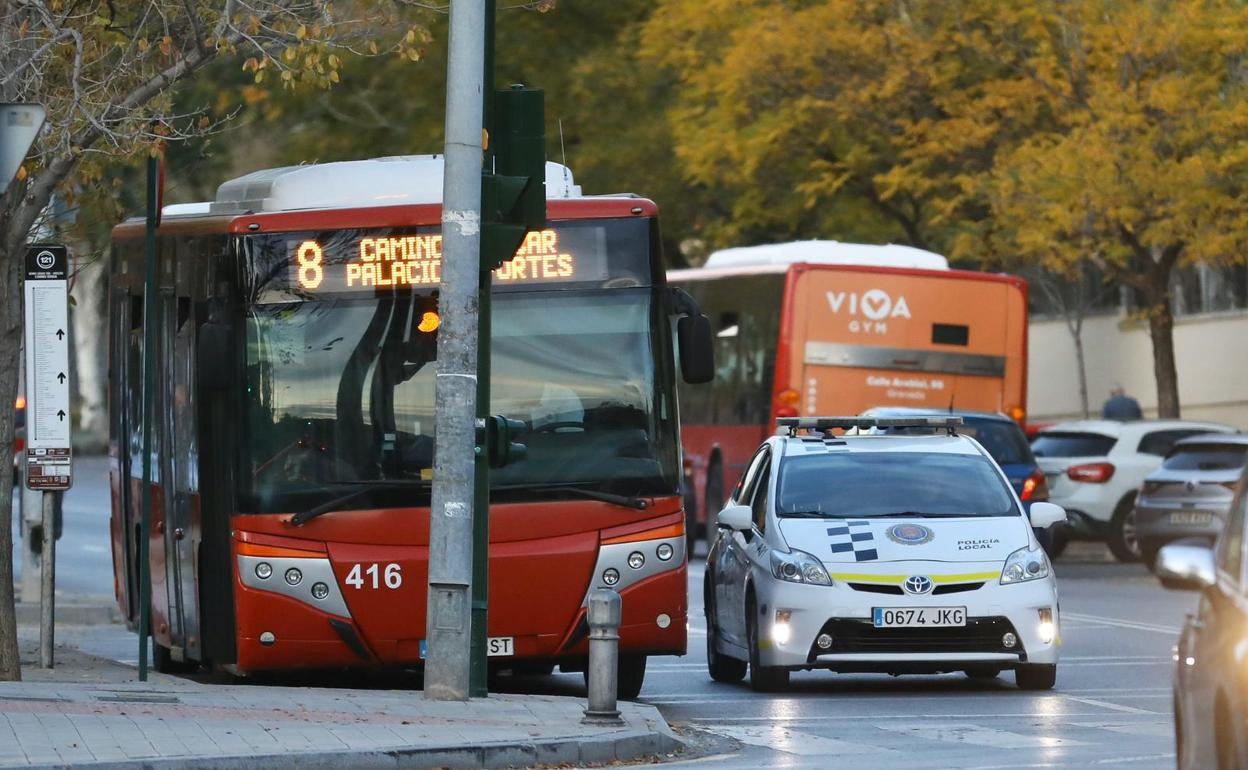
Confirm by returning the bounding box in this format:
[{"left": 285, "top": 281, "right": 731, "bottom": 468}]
[{"left": 1136, "top": 434, "right": 1248, "bottom": 569}]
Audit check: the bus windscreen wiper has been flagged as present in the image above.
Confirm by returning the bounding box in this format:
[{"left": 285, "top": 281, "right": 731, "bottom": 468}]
[
  {"left": 493, "top": 483, "right": 649, "bottom": 510},
  {"left": 290, "top": 480, "right": 431, "bottom": 526}
]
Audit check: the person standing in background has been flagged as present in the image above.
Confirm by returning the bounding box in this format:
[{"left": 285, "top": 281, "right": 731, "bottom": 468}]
[{"left": 1101, "top": 385, "right": 1143, "bottom": 421}]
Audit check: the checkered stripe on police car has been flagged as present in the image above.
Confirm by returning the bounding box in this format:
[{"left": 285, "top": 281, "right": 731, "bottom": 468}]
[{"left": 827, "top": 520, "right": 877, "bottom": 562}]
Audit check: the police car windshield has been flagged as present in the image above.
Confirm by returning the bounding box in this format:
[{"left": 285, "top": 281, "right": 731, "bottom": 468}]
[{"left": 776, "top": 452, "right": 1018, "bottom": 518}]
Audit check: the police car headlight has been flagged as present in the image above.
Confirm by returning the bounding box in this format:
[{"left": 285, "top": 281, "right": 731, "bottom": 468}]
[
  {"left": 1000, "top": 545, "right": 1050, "bottom": 584},
  {"left": 770, "top": 549, "right": 832, "bottom": 586}
]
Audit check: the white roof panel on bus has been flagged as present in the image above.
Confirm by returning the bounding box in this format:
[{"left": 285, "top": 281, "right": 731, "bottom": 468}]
[
  {"left": 701, "top": 240, "right": 948, "bottom": 271},
  {"left": 209, "top": 155, "right": 582, "bottom": 214}
]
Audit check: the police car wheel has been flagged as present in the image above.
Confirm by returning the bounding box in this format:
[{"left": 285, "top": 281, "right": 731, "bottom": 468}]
[
  {"left": 1015, "top": 663, "right": 1057, "bottom": 690},
  {"left": 747, "top": 605, "right": 789, "bottom": 692},
  {"left": 706, "top": 616, "right": 747, "bottom": 683}
]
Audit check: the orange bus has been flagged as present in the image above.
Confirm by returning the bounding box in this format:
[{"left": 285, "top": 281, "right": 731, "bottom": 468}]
[
  {"left": 108, "top": 156, "right": 709, "bottom": 697},
  {"left": 670, "top": 241, "right": 1028, "bottom": 546}
]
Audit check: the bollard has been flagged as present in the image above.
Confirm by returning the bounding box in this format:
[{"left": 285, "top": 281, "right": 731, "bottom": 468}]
[{"left": 582, "top": 588, "right": 623, "bottom": 725}]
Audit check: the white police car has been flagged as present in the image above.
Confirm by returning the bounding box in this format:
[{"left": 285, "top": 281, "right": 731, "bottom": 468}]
[{"left": 704, "top": 416, "right": 1067, "bottom": 692}]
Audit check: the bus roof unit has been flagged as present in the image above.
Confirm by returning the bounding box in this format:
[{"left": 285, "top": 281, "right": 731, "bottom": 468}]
[
  {"left": 703, "top": 240, "right": 949, "bottom": 271},
  {"left": 208, "top": 155, "right": 582, "bottom": 215}
]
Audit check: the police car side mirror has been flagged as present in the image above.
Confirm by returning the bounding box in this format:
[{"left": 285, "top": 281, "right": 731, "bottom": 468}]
[
  {"left": 1028, "top": 502, "right": 1067, "bottom": 530},
  {"left": 677, "top": 314, "right": 714, "bottom": 384},
  {"left": 718, "top": 504, "right": 752, "bottom": 531}
]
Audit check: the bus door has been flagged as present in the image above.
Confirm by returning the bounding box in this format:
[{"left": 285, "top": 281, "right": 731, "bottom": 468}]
[
  {"left": 164, "top": 294, "right": 202, "bottom": 659},
  {"left": 110, "top": 289, "right": 140, "bottom": 623}
]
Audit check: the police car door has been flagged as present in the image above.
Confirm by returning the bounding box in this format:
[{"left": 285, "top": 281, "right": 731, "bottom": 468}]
[{"left": 721, "top": 448, "right": 772, "bottom": 645}]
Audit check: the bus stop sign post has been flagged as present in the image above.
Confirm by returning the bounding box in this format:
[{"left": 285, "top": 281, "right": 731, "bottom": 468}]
[{"left": 22, "top": 243, "right": 72, "bottom": 668}]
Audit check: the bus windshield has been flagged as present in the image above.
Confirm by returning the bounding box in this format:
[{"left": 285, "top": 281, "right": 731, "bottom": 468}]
[{"left": 240, "top": 288, "right": 678, "bottom": 513}]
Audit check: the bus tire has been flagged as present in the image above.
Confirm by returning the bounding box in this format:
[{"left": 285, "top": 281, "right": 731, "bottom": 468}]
[
  {"left": 618, "top": 654, "right": 647, "bottom": 700},
  {"left": 583, "top": 654, "right": 647, "bottom": 699},
  {"left": 152, "top": 641, "right": 196, "bottom": 675}
]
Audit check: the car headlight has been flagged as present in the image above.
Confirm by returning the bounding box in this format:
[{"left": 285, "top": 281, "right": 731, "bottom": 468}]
[
  {"left": 770, "top": 549, "right": 832, "bottom": 585},
  {"left": 1000, "top": 545, "right": 1050, "bottom": 584}
]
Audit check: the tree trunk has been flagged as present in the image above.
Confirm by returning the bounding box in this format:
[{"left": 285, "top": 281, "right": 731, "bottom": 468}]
[
  {"left": 1147, "top": 302, "right": 1180, "bottom": 418},
  {"left": 0, "top": 233, "right": 23, "bottom": 681},
  {"left": 1073, "top": 321, "right": 1090, "bottom": 419}
]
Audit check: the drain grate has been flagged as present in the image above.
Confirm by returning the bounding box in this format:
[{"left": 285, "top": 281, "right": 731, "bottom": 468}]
[{"left": 94, "top": 693, "right": 182, "bottom": 704}]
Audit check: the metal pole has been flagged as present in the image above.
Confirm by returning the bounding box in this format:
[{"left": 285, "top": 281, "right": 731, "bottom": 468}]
[
  {"left": 19, "top": 355, "right": 40, "bottom": 605},
  {"left": 468, "top": 0, "right": 496, "bottom": 700},
  {"left": 137, "top": 153, "right": 159, "bottom": 681},
  {"left": 583, "top": 588, "right": 622, "bottom": 724},
  {"left": 425, "top": 0, "right": 485, "bottom": 702},
  {"left": 38, "top": 491, "right": 55, "bottom": 667}
]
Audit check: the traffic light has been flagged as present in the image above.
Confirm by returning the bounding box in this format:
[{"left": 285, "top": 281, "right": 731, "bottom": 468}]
[
  {"left": 481, "top": 85, "right": 546, "bottom": 271},
  {"left": 477, "top": 415, "right": 528, "bottom": 468}
]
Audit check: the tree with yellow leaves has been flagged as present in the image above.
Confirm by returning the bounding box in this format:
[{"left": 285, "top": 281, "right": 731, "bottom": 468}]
[
  {"left": 978, "top": 0, "right": 1248, "bottom": 418},
  {"left": 644, "top": 0, "right": 1248, "bottom": 418}
]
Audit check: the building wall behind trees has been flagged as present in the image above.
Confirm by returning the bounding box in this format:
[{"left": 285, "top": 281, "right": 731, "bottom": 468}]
[{"left": 1028, "top": 311, "right": 1248, "bottom": 429}]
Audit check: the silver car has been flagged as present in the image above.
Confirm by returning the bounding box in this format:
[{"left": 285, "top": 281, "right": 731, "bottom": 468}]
[{"left": 1135, "top": 433, "right": 1248, "bottom": 569}]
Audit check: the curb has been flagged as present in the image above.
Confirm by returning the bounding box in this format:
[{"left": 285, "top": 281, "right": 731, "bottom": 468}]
[
  {"left": 21, "top": 725, "right": 684, "bottom": 770},
  {"left": 15, "top": 601, "right": 121, "bottom": 626}
]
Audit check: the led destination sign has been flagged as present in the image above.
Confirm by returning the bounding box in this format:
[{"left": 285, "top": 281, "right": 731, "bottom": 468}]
[{"left": 289, "top": 226, "right": 605, "bottom": 294}]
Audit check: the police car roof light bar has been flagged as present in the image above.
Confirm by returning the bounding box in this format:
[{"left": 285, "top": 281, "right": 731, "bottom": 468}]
[{"left": 776, "top": 415, "right": 964, "bottom": 437}]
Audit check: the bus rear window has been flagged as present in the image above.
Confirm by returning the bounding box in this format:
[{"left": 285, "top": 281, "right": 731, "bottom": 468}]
[
  {"left": 1162, "top": 444, "right": 1248, "bottom": 471},
  {"left": 932, "top": 323, "right": 969, "bottom": 346},
  {"left": 1031, "top": 432, "right": 1117, "bottom": 458}
]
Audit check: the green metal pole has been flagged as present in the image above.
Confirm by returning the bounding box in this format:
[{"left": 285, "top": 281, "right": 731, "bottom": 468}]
[
  {"left": 469, "top": 0, "right": 496, "bottom": 699},
  {"left": 137, "top": 153, "right": 159, "bottom": 681}
]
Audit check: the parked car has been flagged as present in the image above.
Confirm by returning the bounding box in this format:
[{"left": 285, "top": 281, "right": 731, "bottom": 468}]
[
  {"left": 1031, "top": 420, "right": 1236, "bottom": 562},
  {"left": 1158, "top": 462, "right": 1248, "bottom": 770},
  {"left": 705, "top": 415, "right": 1067, "bottom": 692},
  {"left": 1136, "top": 435, "right": 1248, "bottom": 569}
]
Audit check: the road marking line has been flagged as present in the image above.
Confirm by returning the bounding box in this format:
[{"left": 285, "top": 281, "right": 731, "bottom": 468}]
[
  {"left": 1093, "top": 754, "right": 1176, "bottom": 765},
  {"left": 1062, "top": 612, "right": 1180, "bottom": 634},
  {"left": 876, "top": 721, "right": 1088, "bottom": 748},
  {"left": 697, "top": 724, "right": 890, "bottom": 755},
  {"left": 1062, "top": 695, "right": 1160, "bottom": 715},
  {"left": 1070, "top": 721, "right": 1172, "bottom": 737},
  {"left": 689, "top": 711, "right": 1151, "bottom": 722}
]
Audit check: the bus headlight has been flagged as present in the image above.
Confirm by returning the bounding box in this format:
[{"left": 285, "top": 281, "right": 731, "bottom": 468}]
[{"left": 1000, "top": 546, "right": 1049, "bottom": 584}]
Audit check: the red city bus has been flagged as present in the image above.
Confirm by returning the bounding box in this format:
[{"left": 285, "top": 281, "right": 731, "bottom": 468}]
[
  {"left": 108, "top": 156, "right": 708, "bottom": 696},
  {"left": 670, "top": 241, "right": 1028, "bottom": 546}
]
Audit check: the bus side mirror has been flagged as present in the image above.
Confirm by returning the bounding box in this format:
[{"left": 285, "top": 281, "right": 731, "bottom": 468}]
[
  {"left": 197, "top": 322, "right": 233, "bottom": 391},
  {"left": 678, "top": 314, "right": 714, "bottom": 384}
]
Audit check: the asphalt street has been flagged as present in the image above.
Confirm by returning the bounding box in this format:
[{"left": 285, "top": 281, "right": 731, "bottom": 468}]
[
  {"left": 10, "top": 454, "right": 113, "bottom": 597},
  {"left": 10, "top": 459, "right": 1197, "bottom": 769},
  {"left": 630, "top": 543, "right": 1194, "bottom": 770}
]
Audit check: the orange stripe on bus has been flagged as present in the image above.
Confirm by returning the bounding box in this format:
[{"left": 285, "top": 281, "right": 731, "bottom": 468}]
[
  {"left": 236, "top": 542, "right": 324, "bottom": 559},
  {"left": 602, "top": 522, "right": 683, "bottom": 545}
]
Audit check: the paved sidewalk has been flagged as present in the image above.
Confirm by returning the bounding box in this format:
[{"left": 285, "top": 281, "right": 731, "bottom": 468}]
[{"left": 2, "top": 634, "right": 681, "bottom": 769}]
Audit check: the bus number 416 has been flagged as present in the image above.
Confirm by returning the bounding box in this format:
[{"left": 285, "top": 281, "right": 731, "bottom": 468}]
[{"left": 345, "top": 563, "right": 403, "bottom": 590}]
